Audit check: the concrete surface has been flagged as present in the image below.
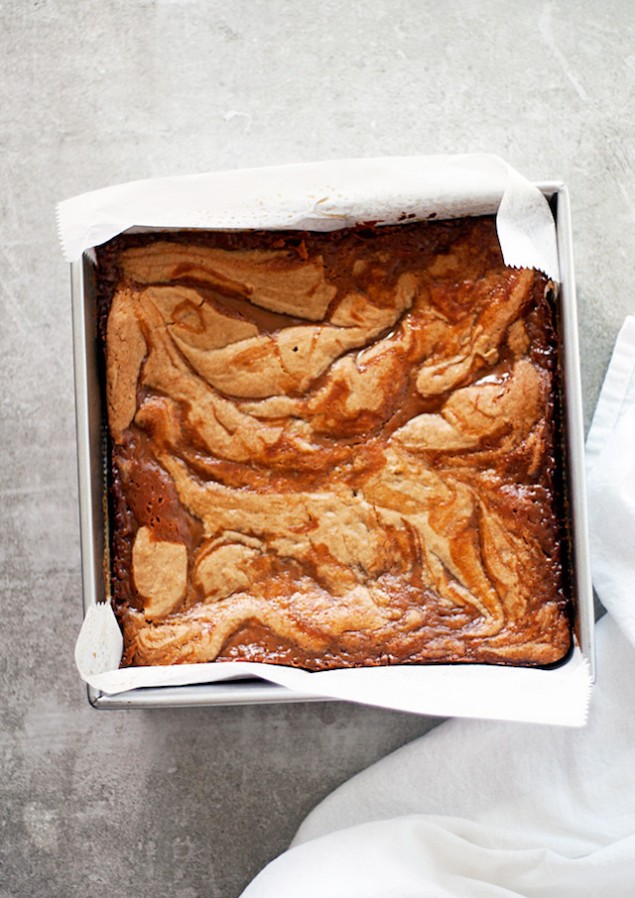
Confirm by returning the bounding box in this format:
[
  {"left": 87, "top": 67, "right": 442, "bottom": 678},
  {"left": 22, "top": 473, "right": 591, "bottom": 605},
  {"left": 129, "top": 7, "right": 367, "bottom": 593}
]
[{"left": 1, "top": 1, "right": 634, "bottom": 896}]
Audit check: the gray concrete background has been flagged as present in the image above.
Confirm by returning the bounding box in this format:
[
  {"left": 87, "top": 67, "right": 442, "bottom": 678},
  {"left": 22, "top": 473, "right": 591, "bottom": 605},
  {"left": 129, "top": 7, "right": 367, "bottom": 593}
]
[{"left": 1, "top": 1, "right": 634, "bottom": 896}]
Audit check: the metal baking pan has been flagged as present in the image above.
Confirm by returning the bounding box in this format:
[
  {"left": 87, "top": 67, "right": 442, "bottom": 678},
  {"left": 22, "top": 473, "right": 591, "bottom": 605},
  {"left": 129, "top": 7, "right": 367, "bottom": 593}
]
[{"left": 70, "top": 182, "right": 594, "bottom": 709}]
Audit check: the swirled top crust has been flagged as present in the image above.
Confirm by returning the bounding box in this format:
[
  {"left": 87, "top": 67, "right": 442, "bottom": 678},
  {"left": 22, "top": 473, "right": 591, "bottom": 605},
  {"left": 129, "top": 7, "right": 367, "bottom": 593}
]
[{"left": 98, "top": 219, "right": 571, "bottom": 669}]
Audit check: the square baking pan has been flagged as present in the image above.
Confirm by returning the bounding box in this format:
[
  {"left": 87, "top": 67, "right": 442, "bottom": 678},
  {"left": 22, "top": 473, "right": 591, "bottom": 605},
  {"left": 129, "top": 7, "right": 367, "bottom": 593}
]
[{"left": 70, "top": 181, "right": 594, "bottom": 710}]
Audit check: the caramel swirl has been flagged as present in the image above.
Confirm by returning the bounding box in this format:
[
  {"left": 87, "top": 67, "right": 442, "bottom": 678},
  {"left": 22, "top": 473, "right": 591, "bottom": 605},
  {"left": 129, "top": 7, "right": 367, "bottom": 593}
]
[{"left": 101, "top": 220, "right": 570, "bottom": 669}]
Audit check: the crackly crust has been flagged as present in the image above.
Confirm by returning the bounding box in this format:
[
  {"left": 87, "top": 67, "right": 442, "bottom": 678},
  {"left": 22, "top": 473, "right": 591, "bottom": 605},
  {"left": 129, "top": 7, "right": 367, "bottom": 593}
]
[{"left": 97, "top": 220, "right": 571, "bottom": 669}]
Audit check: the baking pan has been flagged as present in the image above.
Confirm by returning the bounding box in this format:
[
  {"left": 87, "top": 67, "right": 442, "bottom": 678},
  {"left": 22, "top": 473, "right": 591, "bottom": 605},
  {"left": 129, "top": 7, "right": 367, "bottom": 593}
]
[{"left": 70, "top": 181, "right": 594, "bottom": 710}]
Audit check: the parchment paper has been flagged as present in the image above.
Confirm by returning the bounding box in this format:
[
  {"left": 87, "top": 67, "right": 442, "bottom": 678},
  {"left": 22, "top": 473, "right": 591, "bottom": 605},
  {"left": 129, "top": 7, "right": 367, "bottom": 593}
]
[{"left": 58, "top": 154, "right": 559, "bottom": 279}]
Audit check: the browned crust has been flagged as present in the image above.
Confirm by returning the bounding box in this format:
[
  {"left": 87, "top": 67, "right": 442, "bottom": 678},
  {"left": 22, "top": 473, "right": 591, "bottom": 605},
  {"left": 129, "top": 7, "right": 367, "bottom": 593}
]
[{"left": 97, "top": 219, "right": 572, "bottom": 670}]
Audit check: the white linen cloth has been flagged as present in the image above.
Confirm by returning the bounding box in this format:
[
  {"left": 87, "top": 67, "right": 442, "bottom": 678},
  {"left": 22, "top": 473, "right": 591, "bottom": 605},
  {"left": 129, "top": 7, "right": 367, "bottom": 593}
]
[{"left": 241, "top": 317, "right": 635, "bottom": 897}]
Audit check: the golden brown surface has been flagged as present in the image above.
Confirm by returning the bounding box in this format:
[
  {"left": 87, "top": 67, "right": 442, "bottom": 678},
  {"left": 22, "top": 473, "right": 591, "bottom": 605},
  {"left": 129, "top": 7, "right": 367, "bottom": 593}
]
[{"left": 99, "top": 220, "right": 571, "bottom": 670}]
